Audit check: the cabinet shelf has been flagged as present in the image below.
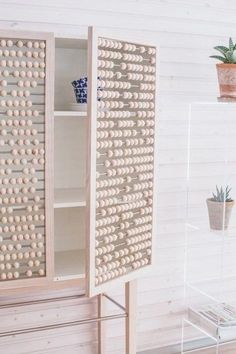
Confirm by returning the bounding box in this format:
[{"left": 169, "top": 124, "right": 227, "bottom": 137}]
[
  {"left": 54, "top": 111, "right": 87, "bottom": 118},
  {"left": 54, "top": 249, "right": 85, "bottom": 281},
  {"left": 54, "top": 188, "right": 86, "bottom": 208}
]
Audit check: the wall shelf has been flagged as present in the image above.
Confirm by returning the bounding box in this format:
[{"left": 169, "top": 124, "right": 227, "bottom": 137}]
[
  {"left": 54, "top": 111, "right": 87, "bottom": 117},
  {"left": 54, "top": 188, "right": 86, "bottom": 208}
]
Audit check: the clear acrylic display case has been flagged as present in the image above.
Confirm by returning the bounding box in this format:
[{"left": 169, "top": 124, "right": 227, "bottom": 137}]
[{"left": 182, "top": 102, "right": 236, "bottom": 353}]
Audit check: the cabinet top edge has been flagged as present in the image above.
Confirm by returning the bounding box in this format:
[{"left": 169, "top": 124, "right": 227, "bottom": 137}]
[{"left": 0, "top": 29, "right": 54, "bottom": 41}]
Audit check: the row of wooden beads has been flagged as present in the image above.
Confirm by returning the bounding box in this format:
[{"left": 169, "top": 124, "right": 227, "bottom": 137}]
[
  {"left": 97, "top": 176, "right": 153, "bottom": 194},
  {"left": 5, "top": 109, "right": 39, "bottom": 116},
  {"left": 132, "top": 215, "right": 152, "bottom": 226},
  {"left": 0, "top": 171, "right": 38, "bottom": 182},
  {"left": 97, "top": 91, "right": 154, "bottom": 100},
  {"left": 124, "top": 44, "right": 155, "bottom": 55},
  {"left": 1, "top": 191, "right": 40, "bottom": 205},
  {"left": 96, "top": 257, "right": 120, "bottom": 268},
  {"left": 0, "top": 90, "right": 30, "bottom": 97},
  {"left": 95, "top": 267, "right": 127, "bottom": 284},
  {"left": 98, "top": 60, "right": 155, "bottom": 73},
  {"left": 97, "top": 120, "right": 119, "bottom": 129},
  {"left": 0, "top": 40, "right": 45, "bottom": 49},
  {"left": 0, "top": 223, "right": 42, "bottom": 234},
  {"left": 97, "top": 201, "right": 150, "bottom": 220},
  {"left": 97, "top": 137, "right": 154, "bottom": 149},
  {"left": 126, "top": 225, "right": 152, "bottom": 239},
  {"left": 96, "top": 251, "right": 149, "bottom": 269},
  {"left": 0, "top": 178, "right": 41, "bottom": 190},
  {"left": 0, "top": 259, "right": 42, "bottom": 270},
  {"left": 123, "top": 92, "right": 154, "bottom": 100},
  {"left": 0, "top": 60, "right": 45, "bottom": 69},
  {"left": 96, "top": 187, "right": 120, "bottom": 200},
  {"left": 18, "top": 80, "right": 38, "bottom": 88},
  {"left": 0, "top": 268, "right": 45, "bottom": 280},
  {"left": 132, "top": 257, "right": 150, "bottom": 270},
  {"left": 0, "top": 195, "right": 41, "bottom": 205},
  {"left": 10, "top": 233, "right": 43, "bottom": 241},
  {"left": 96, "top": 210, "right": 152, "bottom": 228},
  {"left": 129, "top": 101, "right": 154, "bottom": 109},
  {"left": 0, "top": 241, "right": 44, "bottom": 251},
  {"left": 98, "top": 79, "right": 131, "bottom": 89},
  {"left": 11, "top": 147, "right": 44, "bottom": 155},
  {"left": 0, "top": 158, "right": 44, "bottom": 167},
  {"left": 98, "top": 231, "right": 152, "bottom": 256},
  {"left": 98, "top": 49, "right": 122, "bottom": 59},
  {"left": 96, "top": 182, "right": 152, "bottom": 199},
  {"left": 129, "top": 241, "right": 152, "bottom": 253},
  {"left": 123, "top": 54, "right": 145, "bottom": 62},
  {"left": 1, "top": 214, "right": 44, "bottom": 224},
  {"left": 126, "top": 232, "right": 152, "bottom": 246},
  {"left": 97, "top": 128, "right": 154, "bottom": 139},
  {"left": 98, "top": 71, "right": 155, "bottom": 81},
  {"left": 0, "top": 50, "right": 45, "bottom": 60},
  {"left": 0, "top": 100, "right": 33, "bottom": 108},
  {"left": 1, "top": 128, "right": 38, "bottom": 136},
  {"left": 98, "top": 101, "right": 154, "bottom": 110},
  {"left": 98, "top": 44, "right": 154, "bottom": 54},
  {"left": 95, "top": 222, "right": 152, "bottom": 238},
  {"left": 0, "top": 176, "right": 38, "bottom": 186},
  {"left": 140, "top": 83, "right": 155, "bottom": 91},
  {"left": 98, "top": 38, "right": 123, "bottom": 49},
  {"left": 0, "top": 249, "right": 43, "bottom": 261},
  {"left": 0, "top": 169, "right": 36, "bottom": 179},
  {"left": 0, "top": 70, "right": 45, "bottom": 78},
  {"left": 0, "top": 70, "right": 44, "bottom": 79},
  {"left": 0, "top": 177, "right": 37, "bottom": 191},
  {"left": 119, "top": 63, "right": 155, "bottom": 73},
  {"left": 98, "top": 79, "right": 155, "bottom": 91},
  {"left": 97, "top": 110, "right": 154, "bottom": 119},
  {"left": 101, "top": 146, "right": 154, "bottom": 158},
  {"left": 0, "top": 207, "right": 42, "bottom": 219},
  {"left": 96, "top": 250, "right": 148, "bottom": 271},
  {"left": 103, "top": 164, "right": 154, "bottom": 178},
  {"left": 103, "top": 155, "right": 154, "bottom": 167},
  {"left": 97, "top": 129, "right": 137, "bottom": 139}
]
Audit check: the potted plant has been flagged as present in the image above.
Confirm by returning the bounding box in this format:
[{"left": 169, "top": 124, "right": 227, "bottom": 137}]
[
  {"left": 210, "top": 38, "right": 236, "bottom": 98},
  {"left": 206, "top": 186, "right": 234, "bottom": 230}
]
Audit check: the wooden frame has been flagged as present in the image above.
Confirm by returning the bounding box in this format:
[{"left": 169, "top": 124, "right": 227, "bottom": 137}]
[
  {"left": 0, "top": 30, "right": 54, "bottom": 290},
  {"left": 86, "top": 26, "right": 159, "bottom": 297}
]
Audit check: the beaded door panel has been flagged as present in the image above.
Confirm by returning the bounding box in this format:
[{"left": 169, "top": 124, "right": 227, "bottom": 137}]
[
  {"left": 0, "top": 36, "right": 48, "bottom": 283},
  {"left": 88, "top": 32, "right": 157, "bottom": 293}
]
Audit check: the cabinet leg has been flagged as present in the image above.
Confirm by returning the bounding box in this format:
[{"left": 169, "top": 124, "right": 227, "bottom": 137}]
[
  {"left": 98, "top": 294, "right": 106, "bottom": 354},
  {"left": 125, "top": 280, "right": 137, "bottom": 354}
]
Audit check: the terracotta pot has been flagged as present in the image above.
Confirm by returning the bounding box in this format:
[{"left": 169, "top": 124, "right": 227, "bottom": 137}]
[
  {"left": 216, "top": 63, "right": 236, "bottom": 98},
  {"left": 206, "top": 198, "right": 234, "bottom": 230}
]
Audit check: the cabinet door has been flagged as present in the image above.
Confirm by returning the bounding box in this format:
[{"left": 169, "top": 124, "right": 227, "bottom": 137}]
[
  {"left": 86, "top": 27, "right": 158, "bottom": 297},
  {"left": 0, "top": 30, "right": 54, "bottom": 289}
]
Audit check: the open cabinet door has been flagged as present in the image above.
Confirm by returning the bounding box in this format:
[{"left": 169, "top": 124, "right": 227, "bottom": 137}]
[
  {"left": 0, "top": 30, "right": 54, "bottom": 290},
  {"left": 86, "top": 27, "right": 158, "bottom": 297}
]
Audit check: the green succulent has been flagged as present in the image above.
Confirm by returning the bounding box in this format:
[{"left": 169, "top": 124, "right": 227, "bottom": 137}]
[
  {"left": 212, "top": 185, "right": 233, "bottom": 202},
  {"left": 210, "top": 37, "right": 236, "bottom": 63}
]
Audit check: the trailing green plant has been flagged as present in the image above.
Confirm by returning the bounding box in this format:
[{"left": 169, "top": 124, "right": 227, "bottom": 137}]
[
  {"left": 210, "top": 37, "right": 236, "bottom": 63},
  {"left": 212, "top": 185, "right": 233, "bottom": 202}
]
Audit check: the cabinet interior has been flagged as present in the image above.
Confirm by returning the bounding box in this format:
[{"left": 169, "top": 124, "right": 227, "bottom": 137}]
[{"left": 54, "top": 38, "right": 88, "bottom": 281}]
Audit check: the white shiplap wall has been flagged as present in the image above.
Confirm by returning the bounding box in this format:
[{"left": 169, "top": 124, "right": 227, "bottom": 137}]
[{"left": 0, "top": 0, "right": 236, "bottom": 353}]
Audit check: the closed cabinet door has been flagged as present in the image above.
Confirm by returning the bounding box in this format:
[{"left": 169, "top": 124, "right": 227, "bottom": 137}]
[
  {"left": 0, "top": 30, "right": 54, "bottom": 289},
  {"left": 86, "top": 27, "right": 158, "bottom": 297}
]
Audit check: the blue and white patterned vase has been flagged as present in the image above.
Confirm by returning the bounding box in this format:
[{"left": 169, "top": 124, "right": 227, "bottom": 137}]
[{"left": 72, "top": 76, "right": 101, "bottom": 103}]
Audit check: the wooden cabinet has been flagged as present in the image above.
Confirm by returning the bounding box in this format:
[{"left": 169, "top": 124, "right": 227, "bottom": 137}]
[{"left": 0, "top": 27, "right": 158, "bottom": 298}]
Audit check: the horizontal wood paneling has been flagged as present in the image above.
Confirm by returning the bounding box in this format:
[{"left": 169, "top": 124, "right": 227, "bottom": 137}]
[{"left": 0, "top": 0, "right": 235, "bottom": 353}]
